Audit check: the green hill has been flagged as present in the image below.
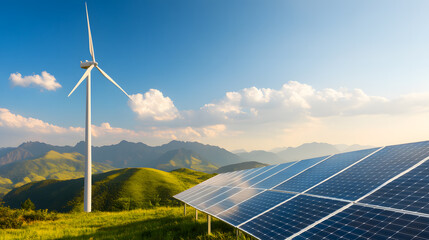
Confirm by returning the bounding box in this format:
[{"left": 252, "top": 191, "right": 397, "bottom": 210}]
[
  {"left": 0, "top": 151, "right": 114, "bottom": 196},
  {"left": 3, "top": 168, "right": 215, "bottom": 212},
  {"left": 156, "top": 148, "right": 218, "bottom": 172}
]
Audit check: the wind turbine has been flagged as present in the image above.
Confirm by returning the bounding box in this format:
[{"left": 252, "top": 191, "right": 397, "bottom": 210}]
[{"left": 68, "top": 3, "right": 132, "bottom": 213}]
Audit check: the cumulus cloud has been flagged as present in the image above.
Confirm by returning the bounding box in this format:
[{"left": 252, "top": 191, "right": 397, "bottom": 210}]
[
  {"left": 9, "top": 71, "right": 61, "bottom": 91},
  {"left": 128, "top": 89, "right": 179, "bottom": 121},
  {"left": 0, "top": 108, "right": 80, "bottom": 134},
  {"left": 0, "top": 108, "right": 226, "bottom": 147},
  {"left": 197, "top": 81, "right": 429, "bottom": 124}
]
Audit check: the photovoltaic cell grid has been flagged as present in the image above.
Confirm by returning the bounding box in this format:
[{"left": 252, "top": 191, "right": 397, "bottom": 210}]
[
  {"left": 360, "top": 157, "right": 429, "bottom": 214},
  {"left": 174, "top": 140, "right": 429, "bottom": 240},
  {"left": 188, "top": 186, "right": 232, "bottom": 206},
  {"left": 225, "top": 165, "right": 275, "bottom": 187},
  {"left": 197, "top": 187, "right": 243, "bottom": 210},
  {"left": 308, "top": 141, "right": 429, "bottom": 201},
  {"left": 204, "top": 188, "right": 264, "bottom": 215},
  {"left": 294, "top": 205, "right": 429, "bottom": 240},
  {"left": 216, "top": 190, "right": 295, "bottom": 226},
  {"left": 240, "top": 195, "right": 348, "bottom": 240},
  {"left": 236, "top": 162, "right": 294, "bottom": 188},
  {"left": 274, "top": 148, "right": 379, "bottom": 193},
  {"left": 252, "top": 156, "right": 328, "bottom": 189}
]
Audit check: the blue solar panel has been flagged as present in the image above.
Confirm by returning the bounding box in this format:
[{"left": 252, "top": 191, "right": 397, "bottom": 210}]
[
  {"left": 308, "top": 141, "right": 429, "bottom": 201},
  {"left": 188, "top": 186, "right": 232, "bottom": 206},
  {"left": 252, "top": 156, "right": 328, "bottom": 189},
  {"left": 274, "top": 148, "right": 379, "bottom": 193},
  {"left": 225, "top": 165, "right": 274, "bottom": 187},
  {"left": 361, "top": 159, "right": 429, "bottom": 214},
  {"left": 204, "top": 188, "right": 264, "bottom": 215},
  {"left": 198, "top": 172, "right": 227, "bottom": 186},
  {"left": 197, "top": 187, "right": 243, "bottom": 210},
  {"left": 240, "top": 195, "right": 348, "bottom": 240},
  {"left": 181, "top": 186, "right": 220, "bottom": 203},
  {"left": 294, "top": 205, "right": 429, "bottom": 240},
  {"left": 216, "top": 190, "right": 295, "bottom": 226},
  {"left": 236, "top": 162, "right": 295, "bottom": 188},
  {"left": 174, "top": 184, "right": 210, "bottom": 200},
  {"left": 212, "top": 168, "right": 261, "bottom": 187}
]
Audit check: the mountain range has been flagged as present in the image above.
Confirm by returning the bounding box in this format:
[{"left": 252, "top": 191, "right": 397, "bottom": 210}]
[
  {"left": 0, "top": 151, "right": 114, "bottom": 196},
  {"left": 0, "top": 140, "right": 374, "bottom": 196}
]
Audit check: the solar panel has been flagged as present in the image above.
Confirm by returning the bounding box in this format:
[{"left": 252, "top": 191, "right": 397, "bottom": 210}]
[
  {"left": 175, "top": 185, "right": 213, "bottom": 201},
  {"left": 204, "top": 188, "right": 264, "bottom": 215},
  {"left": 252, "top": 156, "right": 328, "bottom": 189},
  {"left": 212, "top": 167, "right": 261, "bottom": 187},
  {"left": 216, "top": 190, "right": 295, "bottom": 226},
  {"left": 181, "top": 185, "right": 220, "bottom": 203},
  {"left": 197, "top": 187, "right": 243, "bottom": 210},
  {"left": 308, "top": 141, "right": 429, "bottom": 201},
  {"left": 225, "top": 165, "right": 275, "bottom": 187},
  {"left": 174, "top": 140, "right": 429, "bottom": 240},
  {"left": 360, "top": 158, "right": 429, "bottom": 214},
  {"left": 274, "top": 148, "right": 379, "bottom": 193},
  {"left": 294, "top": 205, "right": 429, "bottom": 240},
  {"left": 240, "top": 195, "right": 349, "bottom": 240},
  {"left": 236, "top": 162, "right": 295, "bottom": 188},
  {"left": 188, "top": 186, "right": 233, "bottom": 206}
]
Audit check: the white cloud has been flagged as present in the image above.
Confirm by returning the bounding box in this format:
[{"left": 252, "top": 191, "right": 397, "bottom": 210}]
[
  {"left": 3, "top": 80, "right": 429, "bottom": 150},
  {"left": 0, "top": 108, "right": 80, "bottom": 134},
  {"left": 128, "top": 89, "right": 179, "bottom": 121},
  {"left": 9, "top": 71, "right": 61, "bottom": 91}
]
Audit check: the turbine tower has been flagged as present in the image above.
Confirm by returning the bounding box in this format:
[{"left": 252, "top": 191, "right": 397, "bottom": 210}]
[{"left": 68, "top": 3, "right": 132, "bottom": 212}]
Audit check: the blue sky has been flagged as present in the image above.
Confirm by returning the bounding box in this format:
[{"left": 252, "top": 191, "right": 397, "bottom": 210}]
[{"left": 2, "top": 0, "right": 429, "bottom": 150}]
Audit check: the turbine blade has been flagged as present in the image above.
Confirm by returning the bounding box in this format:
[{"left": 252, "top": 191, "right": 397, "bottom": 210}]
[
  {"left": 96, "top": 66, "right": 132, "bottom": 100},
  {"left": 68, "top": 65, "right": 94, "bottom": 97},
  {"left": 85, "top": 2, "right": 95, "bottom": 62}
]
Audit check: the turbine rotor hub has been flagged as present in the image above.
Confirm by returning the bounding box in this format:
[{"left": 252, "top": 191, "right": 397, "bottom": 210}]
[{"left": 80, "top": 60, "right": 98, "bottom": 69}]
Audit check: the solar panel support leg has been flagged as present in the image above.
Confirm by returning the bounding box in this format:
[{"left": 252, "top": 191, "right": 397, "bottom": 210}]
[
  {"left": 195, "top": 209, "right": 198, "bottom": 220},
  {"left": 183, "top": 203, "right": 186, "bottom": 216},
  {"left": 207, "top": 215, "right": 211, "bottom": 235}
]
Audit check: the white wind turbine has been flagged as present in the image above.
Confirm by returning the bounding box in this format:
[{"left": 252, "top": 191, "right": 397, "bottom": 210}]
[{"left": 68, "top": 3, "right": 132, "bottom": 212}]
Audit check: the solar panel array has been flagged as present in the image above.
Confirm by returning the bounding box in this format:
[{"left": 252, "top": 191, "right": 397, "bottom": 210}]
[{"left": 174, "top": 141, "right": 429, "bottom": 240}]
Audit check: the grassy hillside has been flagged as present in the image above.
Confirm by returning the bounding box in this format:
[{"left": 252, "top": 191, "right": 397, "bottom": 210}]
[
  {"left": 0, "top": 206, "right": 250, "bottom": 240},
  {"left": 3, "top": 168, "right": 215, "bottom": 212},
  {"left": 0, "top": 151, "right": 114, "bottom": 196},
  {"left": 156, "top": 149, "right": 218, "bottom": 172}
]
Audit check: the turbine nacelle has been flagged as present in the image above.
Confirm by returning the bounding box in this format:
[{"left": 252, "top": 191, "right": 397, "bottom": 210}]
[{"left": 80, "top": 60, "right": 98, "bottom": 69}]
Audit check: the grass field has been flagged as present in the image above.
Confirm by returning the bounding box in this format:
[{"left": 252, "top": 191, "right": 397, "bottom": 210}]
[{"left": 0, "top": 206, "right": 252, "bottom": 240}]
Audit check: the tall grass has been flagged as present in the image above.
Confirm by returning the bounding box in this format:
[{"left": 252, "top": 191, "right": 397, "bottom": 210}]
[{"left": 0, "top": 206, "right": 252, "bottom": 240}]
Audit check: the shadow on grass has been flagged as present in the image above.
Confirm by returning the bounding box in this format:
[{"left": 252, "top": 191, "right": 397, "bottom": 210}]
[{"left": 55, "top": 214, "right": 241, "bottom": 240}]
